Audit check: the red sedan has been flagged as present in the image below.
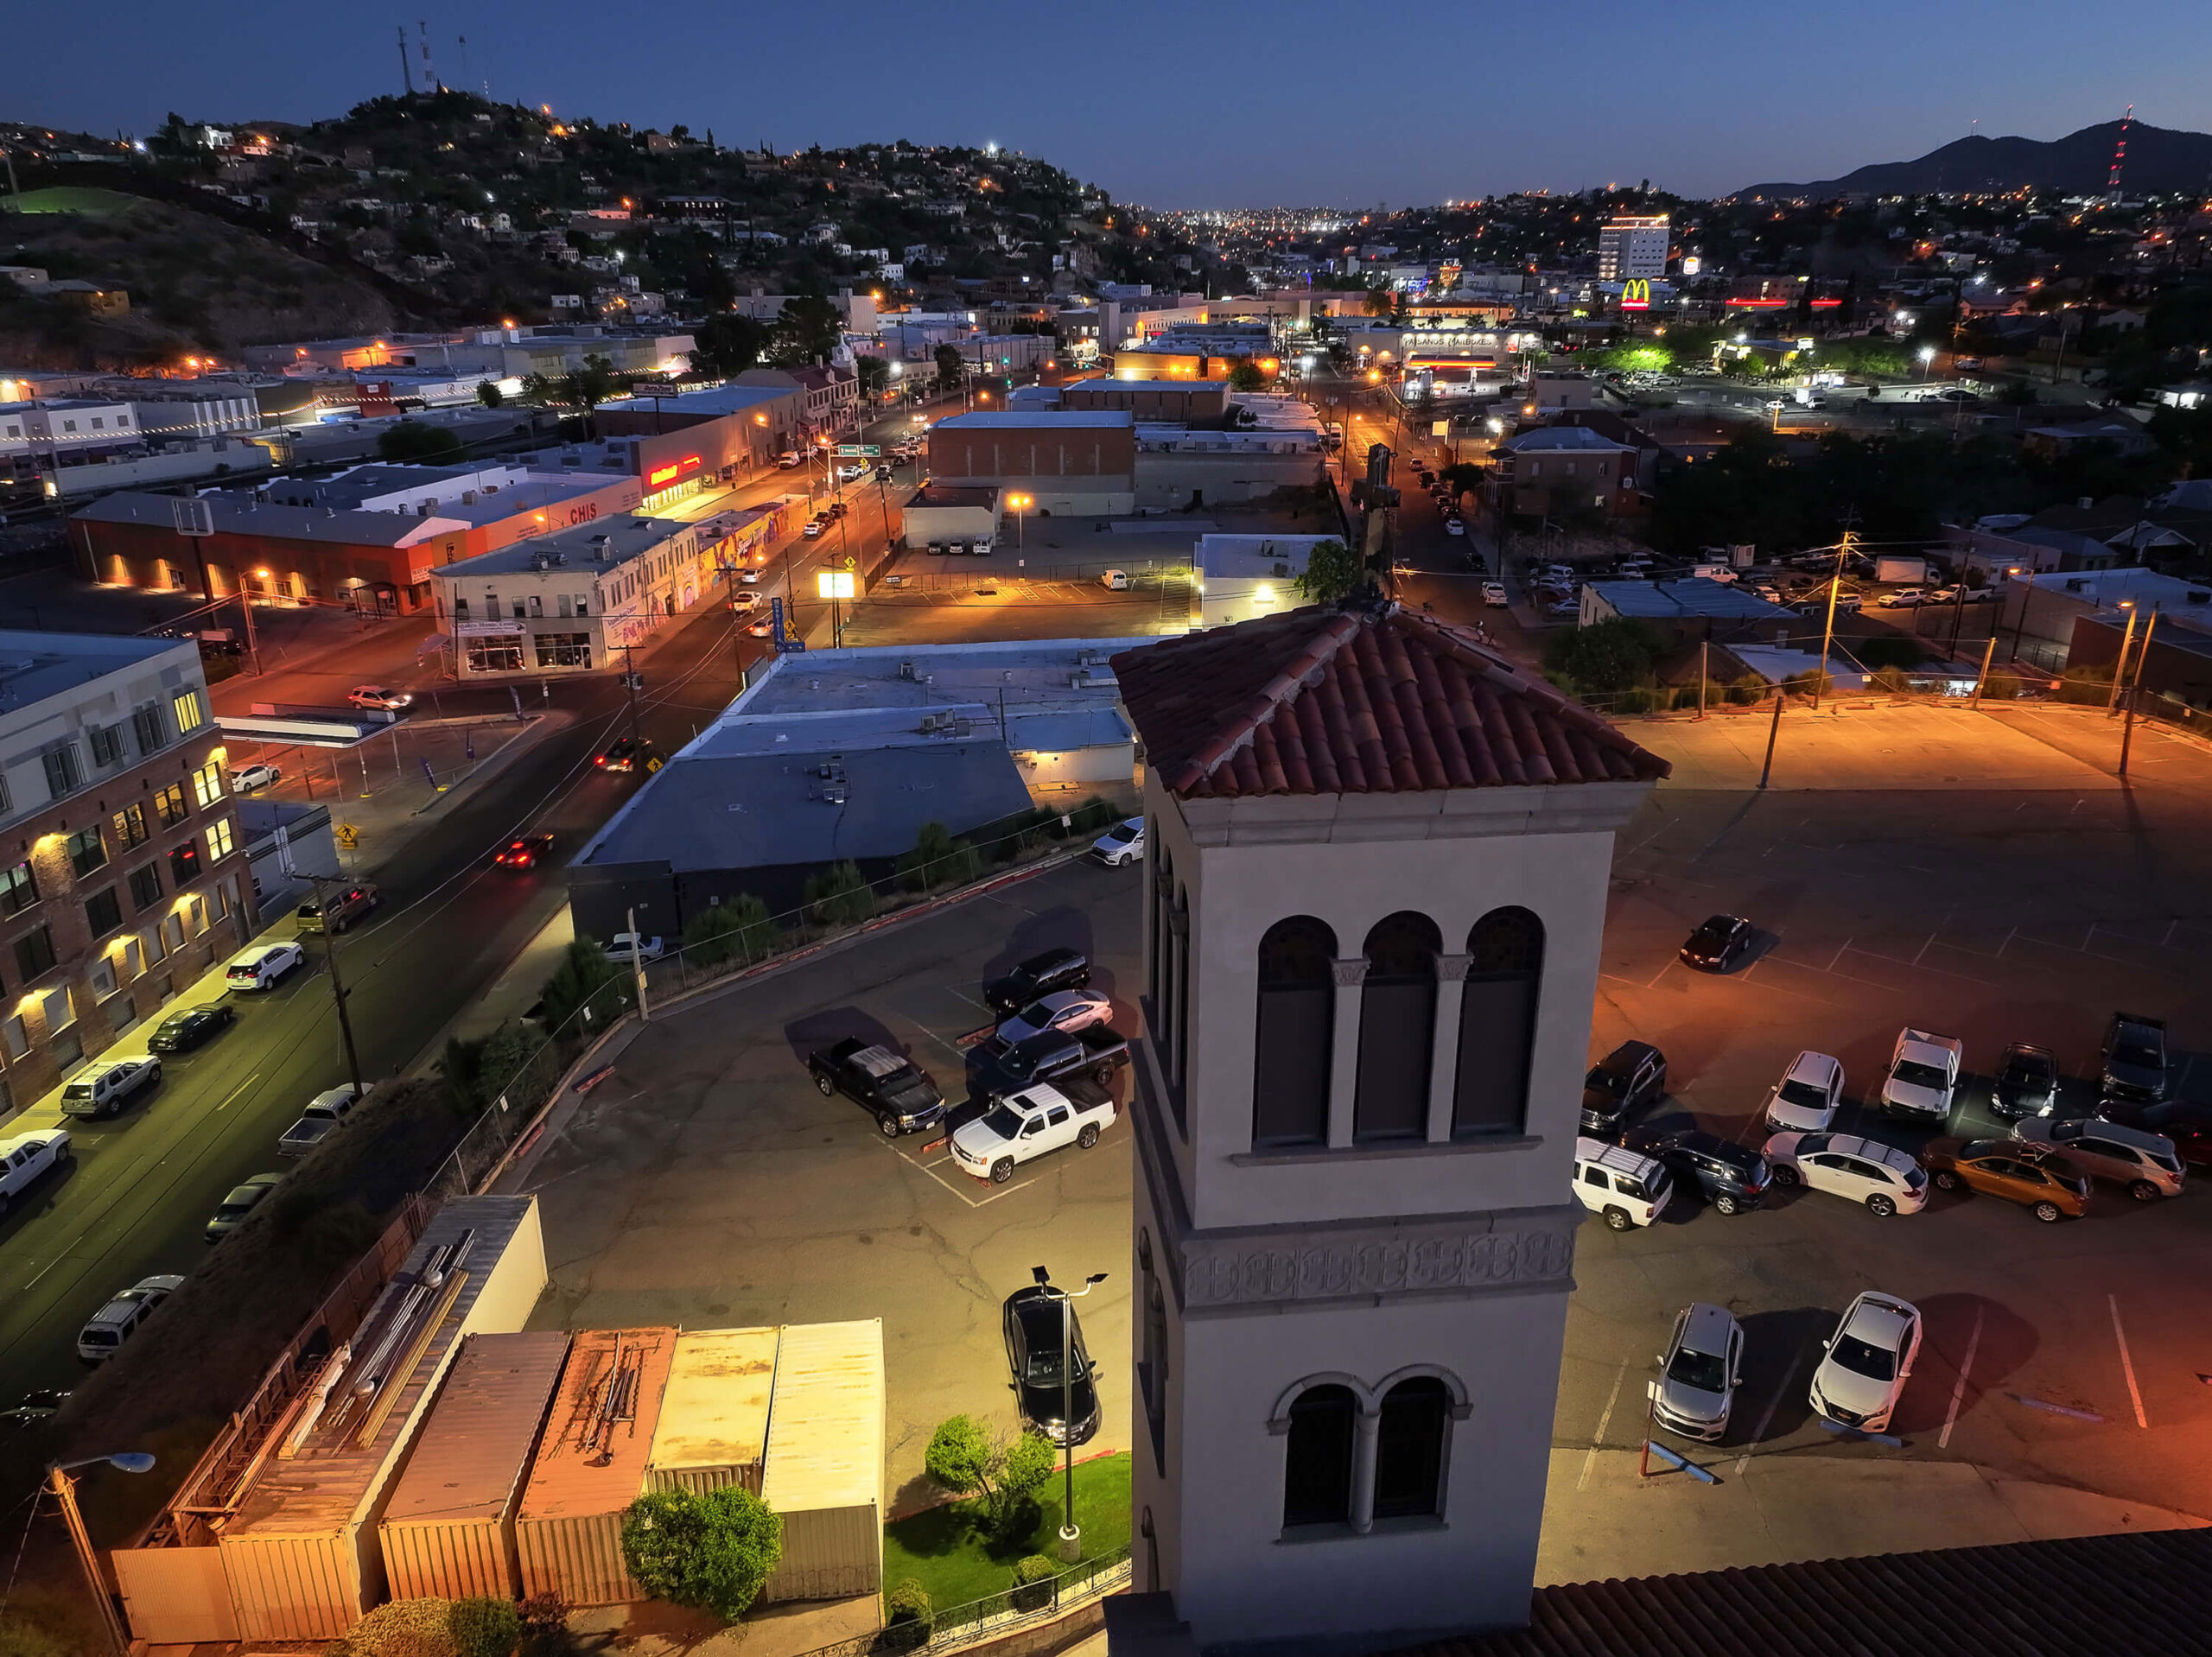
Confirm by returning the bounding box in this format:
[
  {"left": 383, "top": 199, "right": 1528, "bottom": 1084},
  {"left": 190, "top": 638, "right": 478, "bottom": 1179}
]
[{"left": 495, "top": 833, "right": 555, "bottom": 870}]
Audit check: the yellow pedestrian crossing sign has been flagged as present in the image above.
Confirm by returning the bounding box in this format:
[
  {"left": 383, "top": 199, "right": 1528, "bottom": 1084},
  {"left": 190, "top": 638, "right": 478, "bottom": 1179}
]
[{"left": 336, "top": 823, "right": 360, "bottom": 849}]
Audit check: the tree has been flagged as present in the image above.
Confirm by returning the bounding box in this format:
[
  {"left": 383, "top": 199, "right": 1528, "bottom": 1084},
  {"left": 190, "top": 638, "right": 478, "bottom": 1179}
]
[
  {"left": 1540, "top": 617, "right": 1662, "bottom": 695},
  {"left": 803, "top": 860, "right": 875, "bottom": 927},
  {"left": 1293, "top": 537, "right": 1364, "bottom": 606},
  {"left": 568, "top": 352, "right": 620, "bottom": 412},
  {"left": 682, "top": 894, "right": 776, "bottom": 968},
  {"left": 934, "top": 343, "right": 966, "bottom": 391},
  {"left": 897, "top": 822, "right": 979, "bottom": 891},
  {"left": 538, "top": 937, "right": 631, "bottom": 1038},
  {"left": 620, "top": 1486, "right": 782, "bottom": 1622},
  {"left": 692, "top": 312, "right": 771, "bottom": 378},
  {"left": 855, "top": 355, "right": 892, "bottom": 403},
  {"left": 1362, "top": 285, "right": 1396, "bottom": 319},
  {"left": 772, "top": 294, "right": 842, "bottom": 365},
  {"left": 378, "top": 420, "right": 464, "bottom": 464},
  {"left": 1226, "top": 356, "right": 1267, "bottom": 393},
  {"left": 474, "top": 379, "right": 505, "bottom": 409},
  {"left": 924, "top": 1415, "right": 1057, "bottom": 1541}
]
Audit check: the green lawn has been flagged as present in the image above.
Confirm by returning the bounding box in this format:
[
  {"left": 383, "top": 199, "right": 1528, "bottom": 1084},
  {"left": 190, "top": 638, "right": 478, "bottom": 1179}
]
[
  {"left": 882, "top": 1453, "right": 1131, "bottom": 1613},
  {"left": 1, "top": 186, "right": 143, "bottom": 217}
]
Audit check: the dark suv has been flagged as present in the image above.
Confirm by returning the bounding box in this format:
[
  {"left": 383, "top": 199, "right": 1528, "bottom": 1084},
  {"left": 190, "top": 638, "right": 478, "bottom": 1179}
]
[
  {"left": 1627, "top": 1128, "right": 1771, "bottom": 1216},
  {"left": 1992, "top": 1041, "right": 2058, "bottom": 1120},
  {"left": 1581, "top": 1041, "right": 1668, "bottom": 1137},
  {"left": 983, "top": 948, "right": 1091, "bottom": 1015},
  {"left": 2099, "top": 1013, "right": 2168, "bottom": 1108}
]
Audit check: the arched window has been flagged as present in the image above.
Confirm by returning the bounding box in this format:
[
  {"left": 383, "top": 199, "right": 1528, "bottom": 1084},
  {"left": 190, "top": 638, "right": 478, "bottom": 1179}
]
[
  {"left": 1281, "top": 1384, "right": 1357, "bottom": 1527},
  {"left": 1453, "top": 907, "right": 1545, "bottom": 1137},
  {"left": 1253, "top": 916, "right": 1336, "bottom": 1147},
  {"left": 1355, "top": 911, "right": 1440, "bottom": 1141},
  {"left": 1373, "top": 1377, "right": 1451, "bottom": 1520}
]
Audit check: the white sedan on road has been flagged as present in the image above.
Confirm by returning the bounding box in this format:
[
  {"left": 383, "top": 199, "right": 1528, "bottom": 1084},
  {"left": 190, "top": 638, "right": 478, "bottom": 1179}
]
[
  {"left": 1481, "top": 581, "right": 1510, "bottom": 607},
  {"left": 228, "top": 762, "right": 281, "bottom": 792},
  {"left": 1809, "top": 1291, "right": 1922, "bottom": 1434},
  {"left": 1764, "top": 1130, "right": 1929, "bottom": 1217}
]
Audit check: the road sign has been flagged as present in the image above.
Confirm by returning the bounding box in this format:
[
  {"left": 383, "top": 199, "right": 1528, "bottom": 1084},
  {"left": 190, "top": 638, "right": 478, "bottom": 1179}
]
[
  {"left": 335, "top": 823, "right": 359, "bottom": 849},
  {"left": 835, "top": 444, "right": 880, "bottom": 457},
  {"left": 771, "top": 596, "right": 807, "bottom": 654}
]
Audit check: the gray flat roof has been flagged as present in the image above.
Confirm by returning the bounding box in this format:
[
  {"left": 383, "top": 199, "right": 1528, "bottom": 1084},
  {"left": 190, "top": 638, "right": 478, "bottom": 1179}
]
[
  {"left": 1592, "top": 578, "right": 1794, "bottom": 620},
  {"left": 932, "top": 410, "right": 1133, "bottom": 430},
  {"left": 439, "top": 514, "right": 688, "bottom": 579},
  {"left": 598, "top": 384, "right": 791, "bottom": 417},
  {"left": 0, "top": 630, "right": 189, "bottom": 708},
  {"left": 580, "top": 740, "right": 1034, "bottom": 873},
  {"left": 734, "top": 639, "right": 1137, "bottom": 716},
  {"left": 906, "top": 484, "right": 999, "bottom": 509},
  {"left": 69, "top": 491, "right": 425, "bottom": 547}
]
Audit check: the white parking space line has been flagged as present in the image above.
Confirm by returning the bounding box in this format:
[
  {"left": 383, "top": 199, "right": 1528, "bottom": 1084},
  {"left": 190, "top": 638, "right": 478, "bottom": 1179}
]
[
  {"left": 2110, "top": 1294, "right": 2149, "bottom": 1429},
  {"left": 1578, "top": 1364, "right": 1628, "bottom": 1491},
  {"left": 1735, "top": 1349, "right": 1805, "bottom": 1476},
  {"left": 1939, "top": 1305, "right": 1986, "bottom": 1450}
]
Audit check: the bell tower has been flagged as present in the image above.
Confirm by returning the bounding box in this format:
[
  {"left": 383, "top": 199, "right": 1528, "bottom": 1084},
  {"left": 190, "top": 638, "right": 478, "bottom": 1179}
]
[{"left": 1111, "top": 602, "right": 1665, "bottom": 1652}]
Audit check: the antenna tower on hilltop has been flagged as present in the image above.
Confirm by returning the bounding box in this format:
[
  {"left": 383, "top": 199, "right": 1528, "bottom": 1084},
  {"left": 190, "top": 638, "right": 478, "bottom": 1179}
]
[{"left": 397, "top": 26, "right": 413, "bottom": 94}]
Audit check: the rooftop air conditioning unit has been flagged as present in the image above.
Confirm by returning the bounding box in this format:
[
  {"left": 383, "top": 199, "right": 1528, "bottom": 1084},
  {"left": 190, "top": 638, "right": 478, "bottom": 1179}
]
[
  {"left": 899, "top": 660, "right": 918, "bottom": 680},
  {"left": 1274, "top": 562, "right": 1290, "bottom": 578},
  {"left": 1077, "top": 650, "right": 1101, "bottom": 666},
  {"left": 461, "top": 490, "right": 477, "bottom": 505},
  {"left": 823, "top": 783, "right": 847, "bottom": 804},
  {"left": 1071, "top": 670, "right": 1095, "bottom": 689},
  {"left": 2065, "top": 579, "right": 2086, "bottom": 593}
]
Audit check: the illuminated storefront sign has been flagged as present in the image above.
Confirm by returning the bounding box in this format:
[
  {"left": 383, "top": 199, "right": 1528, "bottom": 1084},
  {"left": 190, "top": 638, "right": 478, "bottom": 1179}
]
[
  {"left": 1620, "top": 280, "right": 1650, "bottom": 312},
  {"left": 646, "top": 454, "right": 702, "bottom": 489}
]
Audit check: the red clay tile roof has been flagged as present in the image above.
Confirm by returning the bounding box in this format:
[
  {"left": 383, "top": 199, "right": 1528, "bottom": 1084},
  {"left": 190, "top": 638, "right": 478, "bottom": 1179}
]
[
  {"left": 1393, "top": 1525, "right": 2212, "bottom": 1657},
  {"left": 1110, "top": 602, "right": 1669, "bottom": 799}
]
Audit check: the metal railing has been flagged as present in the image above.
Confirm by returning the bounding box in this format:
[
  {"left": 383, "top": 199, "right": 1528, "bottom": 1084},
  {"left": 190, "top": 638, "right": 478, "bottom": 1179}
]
[{"left": 800, "top": 1546, "right": 1134, "bottom": 1657}]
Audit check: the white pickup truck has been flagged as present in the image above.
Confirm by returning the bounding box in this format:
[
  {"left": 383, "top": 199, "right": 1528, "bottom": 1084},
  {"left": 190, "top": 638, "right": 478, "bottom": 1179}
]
[
  {"left": 0, "top": 1129, "right": 72, "bottom": 1216},
  {"left": 1879, "top": 1028, "right": 1964, "bottom": 1124},
  {"left": 950, "top": 1080, "right": 1116, "bottom": 1184}
]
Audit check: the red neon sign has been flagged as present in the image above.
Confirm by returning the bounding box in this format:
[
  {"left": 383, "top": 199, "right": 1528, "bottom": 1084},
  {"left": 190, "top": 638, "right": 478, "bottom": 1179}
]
[
  {"left": 646, "top": 454, "right": 702, "bottom": 488},
  {"left": 1724, "top": 296, "right": 1789, "bottom": 308}
]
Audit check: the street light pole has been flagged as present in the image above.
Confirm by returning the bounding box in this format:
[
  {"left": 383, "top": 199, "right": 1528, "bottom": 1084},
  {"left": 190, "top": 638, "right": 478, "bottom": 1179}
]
[
  {"left": 1032, "top": 1266, "right": 1109, "bottom": 1565},
  {"left": 307, "top": 874, "right": 365, "bottom": 1103},
  {"left": 48, "top": 1451, "right": 157, "bottom": 1657}
]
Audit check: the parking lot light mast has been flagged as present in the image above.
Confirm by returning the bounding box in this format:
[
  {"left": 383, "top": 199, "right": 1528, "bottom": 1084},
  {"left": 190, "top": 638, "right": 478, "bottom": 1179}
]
[{"left": 1032, "top": 1264, "right": 1109, "bottom": 1564}]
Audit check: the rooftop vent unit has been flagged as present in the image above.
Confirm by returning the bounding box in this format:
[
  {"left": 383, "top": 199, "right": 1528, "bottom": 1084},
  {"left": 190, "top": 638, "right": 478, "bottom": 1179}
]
[
  {"left": 550, "top": 550, "right": 567, "bottom": 566},
  {"left": 461, "top": 490, "right": 477, "bottom": 505},
  {"left": 898, "top": 660, "right": 918, "bottom": 681},
  {"left": 1071, "top": 670, "right": 1100, "bottom": 689},
  {"left": 1077, "top": 650, "right": 1102, "bottom": 666},
  {"left": 823, "top": 783, "right": 847, "bottom": 805},
  {"left": 2065, "top": 579, "right": 2086, "bottom": 593},
  {"left": 1274, "top": 562, "right": 1290, "bottom": 578}
]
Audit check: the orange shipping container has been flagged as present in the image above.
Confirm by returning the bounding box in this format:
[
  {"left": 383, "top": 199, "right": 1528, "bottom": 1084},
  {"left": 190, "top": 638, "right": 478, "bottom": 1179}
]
[
  {"left": 378, "top": 1330, "right": 570, "bottom": 1600},
  {"left": 515, "top": 1327, "right": 677, "bottom": 1606}
]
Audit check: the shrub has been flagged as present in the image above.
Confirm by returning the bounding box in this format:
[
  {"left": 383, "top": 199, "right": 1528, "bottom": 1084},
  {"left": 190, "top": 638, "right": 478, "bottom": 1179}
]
[
  {"left": 448, "top": 1598, "right": 521, "bottom": 1657},
  {"left": 620, "top": 1486, "right": 784, "bottom": 1622},
  {"left": 1010, "top": 1554, "right": 1060, "bottom": 1612},
  {"left": 897, "top": 822, "right": 979, "bottom": 891},
  {"left": 1980, "top": 671, "right": 2023, "bottom": 701},
  {"left": 1065, "top": 797, "right": 1119, "bottom": 834},
  {"left": 1854, "top": 635, "right": 1923, "bottom": 671},
  {"left": 1870, "top": 664, "right": 1915, "bottom": 695},
  {"left": 1541, "top": 617, "right": 1662, "bottom": 695},
  {"left": 804, "top": 860, "right": 876, "bottom": 927},
  {"left": 923, "top": 1415, "right": 1058, "bottom": 1542},
  {"left": 883, "top": 1579, "right": 934, "bottom": 1649},
  {"left": 538, "top": 938, "right": 631, "bottom": 1038},
  {"left": 683, "top": 893, "right": 776, "bottom": 968},
  {"left": 1726, "top": 675, "right": 1767, "bottom": 706},
  {"left": 1611, "top": 686, "right": 1658, "bottom": 714},
  {"left": 330, "top": 1599, "right": 458, "bottom": 1657}
]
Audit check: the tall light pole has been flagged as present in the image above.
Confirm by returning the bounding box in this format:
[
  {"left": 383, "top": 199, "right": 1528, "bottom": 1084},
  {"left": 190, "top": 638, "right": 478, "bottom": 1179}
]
[
  {"left": 48, "top": 1451, "right": 157, "bottom": 1656},
  {"left": 1031, "top": 1265, "right": 1109, "bottom": 1564},
  {"left": 1007, "top": 492, "right": 1031, "bottom": 549}
]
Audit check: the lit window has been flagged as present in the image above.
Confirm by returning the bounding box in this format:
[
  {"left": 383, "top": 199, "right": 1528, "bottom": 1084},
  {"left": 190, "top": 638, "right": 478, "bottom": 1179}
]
[
  {"left": 190, "top": 761, "right": 224, "bottom": 809},
  {"left": 206, "top": 817, "right": 235, "bottom": 860},
  {"left": 153, "top": 784, "right": 187, "bottom": 828},
  {"left": 172, "top": 690, "right": 205, "bottom": 733}
]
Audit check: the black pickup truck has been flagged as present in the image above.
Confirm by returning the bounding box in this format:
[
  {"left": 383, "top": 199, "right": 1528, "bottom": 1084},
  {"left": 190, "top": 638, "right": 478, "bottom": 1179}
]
[
  {"left": 969, "top": 1025, "right": 1128, "bottom": 1101},
  {"left": 808, "top": 1038, "right": 947, "bottom": 1138}
]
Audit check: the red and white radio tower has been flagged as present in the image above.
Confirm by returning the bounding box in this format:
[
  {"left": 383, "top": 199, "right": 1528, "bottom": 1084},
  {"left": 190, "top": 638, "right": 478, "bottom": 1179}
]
[{"left": 2107, "top": 105, "right": 2133, "bottom": 198}]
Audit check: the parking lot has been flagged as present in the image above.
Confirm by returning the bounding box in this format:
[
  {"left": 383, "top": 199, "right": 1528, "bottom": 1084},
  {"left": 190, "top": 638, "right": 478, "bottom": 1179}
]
[
  {"left": 514, "top": 702, "right": 2212, "bottom": 1575},
  {"left": 515, "top": 857, "right": 1139, "bottom": 1509}
]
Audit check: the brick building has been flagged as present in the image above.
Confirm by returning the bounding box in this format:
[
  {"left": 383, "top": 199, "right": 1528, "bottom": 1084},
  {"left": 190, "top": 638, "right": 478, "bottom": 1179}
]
[
  {"left": 0, "top": 633, "right": 257, "bottom": 1114},
  {"left": 925, "top": 410, "right": 1137, "bottom": 516}
]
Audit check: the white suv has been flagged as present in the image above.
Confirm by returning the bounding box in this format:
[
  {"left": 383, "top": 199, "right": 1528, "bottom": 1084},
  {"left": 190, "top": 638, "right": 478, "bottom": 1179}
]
[
  {"left": 1764, "top": 1051, "right": 1844, "bottom": 1133},
  {"left": 226, "top": 941, "right": 306, "bottom": 991},
  {"left": 1809, "top": 1291, "right": 1922, "bottom": 1434},
  {"left": 77, "top": 1274, "right": 184, "bottom": 1362},
  {"left": 1764, "top": 1130, "right": 1929, "bottom": 1217},
  {"left": 1572, "top": 1137, "right": 1674, "bottom": 1231}
]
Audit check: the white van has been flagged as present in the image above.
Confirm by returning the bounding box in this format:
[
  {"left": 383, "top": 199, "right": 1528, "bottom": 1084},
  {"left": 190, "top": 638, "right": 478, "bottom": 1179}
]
[
  {"left": 1688, "top": 562, "right": 1738, "bottom": 583},
  {"left": 1100, "top": 568, "right": 1129, "bottom": 591},
  {"left": 1573, "top": 1135, "right": 1675, "bottom": 1231}
]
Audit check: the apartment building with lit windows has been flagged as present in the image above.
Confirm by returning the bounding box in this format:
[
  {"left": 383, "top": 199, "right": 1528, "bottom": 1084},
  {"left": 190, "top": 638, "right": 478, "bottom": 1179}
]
[{"left": 0, "top": 632, "right": 256, "bottom": 1114}]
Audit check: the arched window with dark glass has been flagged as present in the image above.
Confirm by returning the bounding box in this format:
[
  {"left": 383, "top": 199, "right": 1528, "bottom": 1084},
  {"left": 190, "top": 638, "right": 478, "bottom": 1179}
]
[
  {"left": 1281, "top": 1384, "right": 1357, "bottom": 1527},
  {"left": 1355, "top": 911, "right": 1440, "bottom": 1141},
  {"left": 1253, "top": 917, "right": 1336, "bottom": 1147},
  {"left": 1453, "top": 907, "right": 1545, "bottom": 1136},
  {"left": 1373, "top": 1377, "right": 1451, "bottom": 1519}
]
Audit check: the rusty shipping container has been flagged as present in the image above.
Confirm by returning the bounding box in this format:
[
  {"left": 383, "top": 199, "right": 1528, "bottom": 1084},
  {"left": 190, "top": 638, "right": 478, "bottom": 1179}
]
[
  {"left": 759, "top": 1319, "right": 884, "bottom": 1603},
  {"left": 216, "top": 1197, "right": 549, "bottom": 1640},
  {"left": 646, "top": 1326, "right": 780, "bottom": 1495},
  {"left": 378, "top": 1330, "right": 570, "bottom": 1599},
  {"left": 515, "top": 1327, "right": 677, "bottom": 1606}
]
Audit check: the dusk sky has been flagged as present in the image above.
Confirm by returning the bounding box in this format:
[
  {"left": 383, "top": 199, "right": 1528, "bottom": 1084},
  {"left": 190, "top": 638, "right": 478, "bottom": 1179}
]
[{"left": 8, "top": 1, "right": 2209, "bottom": 206}]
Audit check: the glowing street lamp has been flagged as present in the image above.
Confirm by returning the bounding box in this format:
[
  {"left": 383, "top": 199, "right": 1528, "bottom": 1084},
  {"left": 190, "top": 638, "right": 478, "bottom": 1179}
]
[{"left": 1007, "top": 492, "right": 1033, "bottom": 549}]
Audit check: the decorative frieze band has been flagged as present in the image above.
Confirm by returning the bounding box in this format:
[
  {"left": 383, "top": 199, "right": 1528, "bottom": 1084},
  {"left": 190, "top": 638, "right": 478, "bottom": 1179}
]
[{"left": 1181, "top": 1216, "right": 1575, "bottom": 1311}]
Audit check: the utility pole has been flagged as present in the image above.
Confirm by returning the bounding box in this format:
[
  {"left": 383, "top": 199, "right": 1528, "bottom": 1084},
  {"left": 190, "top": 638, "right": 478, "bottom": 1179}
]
[
  {"left": 50, "top": 1463, "right": 130, "bottom": 1656},
  {"left": 1814, "top": 525, "right": 1853, "bottom": 710},
  {"left": 626, "top": 903, "right": 652, "bottom": 1022},
  {"left": 619, "top": 643, "right": 643, "bottom": 746},
  {"left": 1758, "top": 682, "right": 1784, "bottom": 790},
  {"left": 2118, "top": 607, "right": 2158, "bottom": 779},
  {"left": 308, "top": 875, "right": 365, "bottom": 1102},
  {"left": 1969, "top": 634, "right": 1998, "bottom": 708},
  {"left": 1696, "top": 639, "right": 1707, "bottom": 721},
  {"left": 2106, "top": 605, "right": 2139, "bottom": 713}
]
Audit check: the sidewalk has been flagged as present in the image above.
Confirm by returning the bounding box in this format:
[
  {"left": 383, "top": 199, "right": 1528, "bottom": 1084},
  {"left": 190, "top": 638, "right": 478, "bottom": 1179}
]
[{"left": 405, "top": 904, "right": 575, "bottom": 1077}]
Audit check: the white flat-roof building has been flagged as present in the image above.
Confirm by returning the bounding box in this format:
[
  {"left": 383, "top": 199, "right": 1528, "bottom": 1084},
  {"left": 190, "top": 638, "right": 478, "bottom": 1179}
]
[
  {"left": 1598, "top": 214, "right": 1669, "bottom": 282},
  {"left": 1195, "top": 535, "right": 1338, "bottom": 629}
]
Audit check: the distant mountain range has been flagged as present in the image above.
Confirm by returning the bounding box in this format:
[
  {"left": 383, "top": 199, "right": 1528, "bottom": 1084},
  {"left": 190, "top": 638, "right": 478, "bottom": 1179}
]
[{"left": 1736, "top": 120, "right": 2212, "bottom": 200}]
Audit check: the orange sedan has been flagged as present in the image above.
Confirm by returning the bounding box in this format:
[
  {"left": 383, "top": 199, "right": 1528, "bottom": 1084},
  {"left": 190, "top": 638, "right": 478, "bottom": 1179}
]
[{"left": 1919, "top": 1138, "right": 2090, "bottom": 1223}]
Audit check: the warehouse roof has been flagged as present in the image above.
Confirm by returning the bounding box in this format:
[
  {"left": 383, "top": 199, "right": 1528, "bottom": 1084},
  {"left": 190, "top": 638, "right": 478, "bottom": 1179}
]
[
  {"left": 69, "top": 491, "right": 433, "bottom": 546},
  {"left": 932, "top": 410, "right": 1134, "bottom": 430},
  {"left": 437, "top": 512, "right": 687, "bottom": 579},
  {"left": 1114, "top": 599, "right": 1668, "bottom": 797},
  {"left": 1588, "top": 578, "right": 1794, "bottom": 621}
]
